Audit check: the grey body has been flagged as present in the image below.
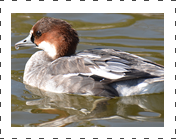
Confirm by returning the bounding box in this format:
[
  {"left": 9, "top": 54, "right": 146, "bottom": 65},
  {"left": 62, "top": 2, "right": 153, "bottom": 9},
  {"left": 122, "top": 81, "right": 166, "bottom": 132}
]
[{"left": 24, "top": 48, "right": 164, "bottom": 97}]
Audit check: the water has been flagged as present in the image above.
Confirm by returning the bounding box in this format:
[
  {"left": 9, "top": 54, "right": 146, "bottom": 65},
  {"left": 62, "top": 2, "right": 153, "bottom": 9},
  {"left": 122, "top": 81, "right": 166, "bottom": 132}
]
[{"left": 11, "top": 13, "right": 164, "bottom": 127}]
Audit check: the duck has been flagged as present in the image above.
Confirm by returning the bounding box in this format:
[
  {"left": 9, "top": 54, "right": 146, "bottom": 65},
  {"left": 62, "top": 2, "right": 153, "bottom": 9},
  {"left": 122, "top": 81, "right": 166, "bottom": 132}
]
[{"left": 15, "top": 17, "right": 164, "bottom": 97}]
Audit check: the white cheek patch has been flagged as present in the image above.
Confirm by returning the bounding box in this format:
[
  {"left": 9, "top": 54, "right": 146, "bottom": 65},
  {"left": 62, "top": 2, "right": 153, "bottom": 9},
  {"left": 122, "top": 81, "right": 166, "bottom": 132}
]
[{"left": 38, "top": 41, "right": 57, "bottom": 58}]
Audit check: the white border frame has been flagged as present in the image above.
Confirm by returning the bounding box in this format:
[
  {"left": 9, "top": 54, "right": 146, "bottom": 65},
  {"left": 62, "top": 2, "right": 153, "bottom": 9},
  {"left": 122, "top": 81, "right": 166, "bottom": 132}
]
[{"left": 0, "top": 0, "right": 174, "bottom": 138}]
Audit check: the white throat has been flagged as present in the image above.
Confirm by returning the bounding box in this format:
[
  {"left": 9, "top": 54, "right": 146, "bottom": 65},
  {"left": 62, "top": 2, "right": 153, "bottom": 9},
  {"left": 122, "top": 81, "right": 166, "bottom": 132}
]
[{"left": 38, "top": 41, "right": 57, "bottom": 59}]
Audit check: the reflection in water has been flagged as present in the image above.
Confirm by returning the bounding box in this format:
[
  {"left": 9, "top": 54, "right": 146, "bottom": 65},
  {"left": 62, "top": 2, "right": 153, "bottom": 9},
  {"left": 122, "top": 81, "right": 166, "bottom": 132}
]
[{"left": 25, "top": 85, "right": 163, "bottom": 127}]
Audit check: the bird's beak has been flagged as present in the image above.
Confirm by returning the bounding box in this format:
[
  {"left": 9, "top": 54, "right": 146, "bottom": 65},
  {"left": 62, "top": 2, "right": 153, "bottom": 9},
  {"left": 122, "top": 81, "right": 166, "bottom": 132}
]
[{"left": 15, "top": 33, "right": 36, "bottom": 50}]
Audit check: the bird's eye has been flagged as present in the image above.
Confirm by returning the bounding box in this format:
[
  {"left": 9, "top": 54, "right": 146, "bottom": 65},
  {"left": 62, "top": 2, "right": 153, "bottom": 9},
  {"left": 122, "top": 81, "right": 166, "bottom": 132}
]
[{"left": 36, "top": 31, "right": 42, "bottom": 37}]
